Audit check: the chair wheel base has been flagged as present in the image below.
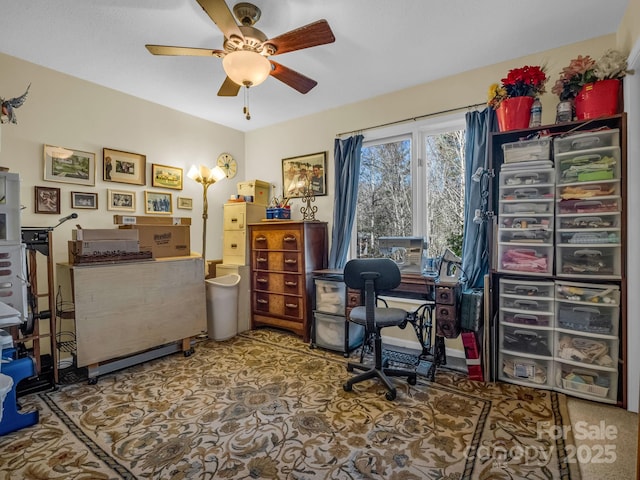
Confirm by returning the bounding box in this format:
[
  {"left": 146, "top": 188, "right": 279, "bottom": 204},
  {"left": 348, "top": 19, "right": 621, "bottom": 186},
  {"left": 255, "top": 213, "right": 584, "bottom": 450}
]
[
  {"left": 385, "top": 389, "right": 397, "bottom": 401},
  {"left": 343, "top": 383, "right": 352, "bottom": 392},
  {"left": 408, "top": 375, "right": 417, "bottom": 386}
]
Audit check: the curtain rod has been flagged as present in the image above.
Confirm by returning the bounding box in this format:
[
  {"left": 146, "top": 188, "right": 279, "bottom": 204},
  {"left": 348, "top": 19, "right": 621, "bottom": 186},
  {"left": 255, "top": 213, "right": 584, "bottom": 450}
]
[{"left": 336, "top": 101, "right": 487, "bottom": 137}]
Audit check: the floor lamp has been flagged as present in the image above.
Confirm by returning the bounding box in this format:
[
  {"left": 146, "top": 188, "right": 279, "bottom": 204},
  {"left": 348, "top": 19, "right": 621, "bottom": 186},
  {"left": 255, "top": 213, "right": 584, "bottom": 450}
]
[{"left": 187, "top": 164, "right": 226, "bottom": 265}]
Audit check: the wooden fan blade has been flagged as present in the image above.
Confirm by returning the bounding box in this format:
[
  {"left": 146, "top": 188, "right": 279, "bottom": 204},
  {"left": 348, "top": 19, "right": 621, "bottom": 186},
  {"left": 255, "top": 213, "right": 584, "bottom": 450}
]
[
  {"left": 269, "top": 61, "right": 317, "bottom": 94},
  {"left": 146, "top": 45, "right": 225, "bottom": 57},
  {"left": 218, "top": 76, "right": 241, "bottom": 96},
  {"left": 197, "top": 0, "right": 243, "bottom": 40},
  {"left": 266, "top": 20, "right": 335, "bottom": 56}
]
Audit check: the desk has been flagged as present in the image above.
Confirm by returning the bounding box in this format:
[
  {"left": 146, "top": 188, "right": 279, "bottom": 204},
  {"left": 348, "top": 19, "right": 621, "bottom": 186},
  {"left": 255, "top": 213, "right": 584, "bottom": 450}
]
[{"left": 57, "top": 255, "right": 206, "bottom": 381}]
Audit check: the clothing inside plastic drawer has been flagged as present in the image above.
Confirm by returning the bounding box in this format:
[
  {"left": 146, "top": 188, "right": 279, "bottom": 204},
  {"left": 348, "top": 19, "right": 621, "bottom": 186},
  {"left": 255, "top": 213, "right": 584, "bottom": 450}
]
[
  {"left": 553, "top": 129, "right": 619, "bottom": 154},
  {"left": 500, "top": 169, "right": 554, "bottom": 187},
  {"left": 502, "top": 311, "right": 552, "bottom": 327},
  {"left": 557, "top": 305, "right": 614, "bottom": 334},
  {"left": 555, "top": 282, "right": 619, "bottom": 305},
  {"left": 558, "top": 182, "right": 619, "bottom": 200},
  {"left": 502, "top": 325, "right": 552, "bottom": 356},
  {"left": 558, "top": 198, "right": 619, "bottom": 214},
  {"left": 558, "top": 213, "right": 619, "bottom": 229},
  {"left": 557, "top": 364, "right": 614, "bottom": 398},
  {"left": 499, "top": 246, "right": 551, "bottom": 274},
  {"left": 500, "top": 279, "right": 554, "bottom": 298},
  {"left": 501, "top": 201, "right": 552, "bottom": 215},
  {"left": 556, "top": 333, "right": 617, "bottom": 368},
  {"left": 500, "top": 215, "right": 551, "bottom": 230},
  {"left": 558, "top": 247, "right": 618, "bottom": 276},
  {"left": 557, "top": 148, "right": 619, "bottom": 184},
  {"left": 558, "top": 231, "right": 620, "bottom": 245}
]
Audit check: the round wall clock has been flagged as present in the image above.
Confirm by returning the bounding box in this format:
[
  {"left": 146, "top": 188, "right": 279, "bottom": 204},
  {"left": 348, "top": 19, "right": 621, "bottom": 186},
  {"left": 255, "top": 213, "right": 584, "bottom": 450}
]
[{"left": 217, "top": 153, "right": 237, "bottom": 179}]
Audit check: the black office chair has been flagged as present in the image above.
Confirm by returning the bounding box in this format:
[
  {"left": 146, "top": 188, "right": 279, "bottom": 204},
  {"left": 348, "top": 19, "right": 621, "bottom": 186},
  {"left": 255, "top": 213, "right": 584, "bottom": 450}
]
[{"left": 342, "top": 258, "right": 417, "bottom": 400}]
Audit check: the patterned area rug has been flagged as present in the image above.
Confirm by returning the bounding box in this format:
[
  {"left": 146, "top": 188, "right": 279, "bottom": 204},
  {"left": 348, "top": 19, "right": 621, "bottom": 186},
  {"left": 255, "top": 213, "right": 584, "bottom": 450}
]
[{"left": 1, "top": 329, "right": 580, "bottom": 479}]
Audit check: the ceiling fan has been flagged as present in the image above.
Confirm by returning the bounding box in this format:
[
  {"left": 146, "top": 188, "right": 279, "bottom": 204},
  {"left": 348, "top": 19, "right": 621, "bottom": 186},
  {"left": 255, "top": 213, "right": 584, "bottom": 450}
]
[{"left": 146, "top": 0, "right": 335, "bottom": 101}]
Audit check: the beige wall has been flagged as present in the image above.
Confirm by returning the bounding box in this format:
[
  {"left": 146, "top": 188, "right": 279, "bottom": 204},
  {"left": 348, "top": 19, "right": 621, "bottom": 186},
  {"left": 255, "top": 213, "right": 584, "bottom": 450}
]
[{"left": 0, "top": 52, "right": 245, "bottom": 267}]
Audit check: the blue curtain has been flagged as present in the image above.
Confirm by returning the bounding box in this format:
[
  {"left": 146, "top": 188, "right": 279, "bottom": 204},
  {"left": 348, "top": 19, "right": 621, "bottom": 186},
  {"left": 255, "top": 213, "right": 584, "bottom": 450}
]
[
  {"left": 328, "top": 134, "right": 363, "bottom": 269},
  {"left": 461, "top": 108, "right": 497, "bottom": 288}
]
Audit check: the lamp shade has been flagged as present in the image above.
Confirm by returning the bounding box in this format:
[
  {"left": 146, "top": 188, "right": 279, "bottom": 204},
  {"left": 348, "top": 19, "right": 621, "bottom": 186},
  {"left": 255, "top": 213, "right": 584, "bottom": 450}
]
[
  {"left": 188, "top": 164, "right": 226, "bottom": 184},
  {"left": 222, "top": 51, "right": 271, "bottom": 87}
]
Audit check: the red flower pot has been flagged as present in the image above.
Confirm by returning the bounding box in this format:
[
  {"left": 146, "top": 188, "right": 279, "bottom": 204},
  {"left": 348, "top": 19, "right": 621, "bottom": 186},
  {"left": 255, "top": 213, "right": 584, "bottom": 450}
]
[
  {"left": 496, "top": 96, "right": 534, "bottom": 132},
  {"left": 574, "top": 79, "right": 620, "bottom": 120}
]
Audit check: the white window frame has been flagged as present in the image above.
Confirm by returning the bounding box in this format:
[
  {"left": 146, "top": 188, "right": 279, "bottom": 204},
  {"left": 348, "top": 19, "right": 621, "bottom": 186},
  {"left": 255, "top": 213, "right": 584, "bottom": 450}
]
[{"left": 349, "top": 112, "right": 466, "bottom": 260}]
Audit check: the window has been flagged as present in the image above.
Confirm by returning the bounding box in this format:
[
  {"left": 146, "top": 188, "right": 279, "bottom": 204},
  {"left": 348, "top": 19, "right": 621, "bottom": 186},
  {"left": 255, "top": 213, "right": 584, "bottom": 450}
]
[{"left": 353, "top": 114, "right": 466, "bottom": 263}]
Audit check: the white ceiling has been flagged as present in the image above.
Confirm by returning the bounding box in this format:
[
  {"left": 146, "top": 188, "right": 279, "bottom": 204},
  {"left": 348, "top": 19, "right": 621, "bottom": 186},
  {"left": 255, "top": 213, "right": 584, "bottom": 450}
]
[{"left": 0, "top": 0, "right": 629, "bottom": 132}]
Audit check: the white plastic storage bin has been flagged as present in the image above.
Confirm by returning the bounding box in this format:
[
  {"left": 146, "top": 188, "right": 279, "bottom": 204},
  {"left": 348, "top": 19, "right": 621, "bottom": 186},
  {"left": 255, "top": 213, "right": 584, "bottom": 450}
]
[
  {"left": 499, "top": 168, "right": 554, "bottom": 187},
  {"left": 555, "top": 362, "right": 618, "bottom": 403},
  {"left": 556, "top": 245, "right": 621, "bottom": 278},
  {"left": 315, "top": 279, "right": 346, "bottom": 314},
  {"left": 557, "top": 180, "right": 620, "bottom": 200},
  {"left": 501, "top": 310, "right": 554, "bottom": 327},
  {"left": 557, "top": 212, "right": 620, "bottom": 230},
  {"left": 555, "top": 281, "right": 620, "bottom": 304},
  {"left": 502, "top": 137, "right": 552, "bottom": 164},
  {"left": 498, "top": 245, "right": 553, "bottom": 275},
  {"left": 313, "top": 312, "right": 364, "bottom": 352},
  {"left": 555, "top": 331, "right": 618, "bottom": 369},
  {"left": 555, "top": 281, "right": 619, "bottom": 335},
  {"left": 499, "top": 278, "right": 555, "bottom": 299},
  {"left": 500, "top": 296, "right": 554, "bottom": 315},
  {"left": 499, "top": 352, "right": 553, "bottom": 388},
  {"left": 499, "top": 228, "right": 552, "bottom": 244},
  {"left": 499, "top": 214, "right": 552, "bottom": 230},
  {"left": 556, "top": 147, "right": 620, "bottom": 184},
  {"left": 557, "top": 197, "right": 619, "bottom": 215},
  {"left": 500, "top": 200, "right": 553, "bottom": 215},
  {"left": 557, "top": 230, "right": 620, "bottom": 245},
  {"left": 553, "top": 128, "right": 619, "bottom": 155},
  {"left": 501, "top": 324, "right": 553, "bottom": 357},
  {"left": 500, "top": 185, "right": 554, "bottom": 201}
]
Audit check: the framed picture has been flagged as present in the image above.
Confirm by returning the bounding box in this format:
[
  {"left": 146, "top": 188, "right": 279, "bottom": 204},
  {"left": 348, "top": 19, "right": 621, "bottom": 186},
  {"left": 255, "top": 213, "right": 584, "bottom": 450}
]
[
  {"left": 145, "top": 191, "right": 173, "bottom": 214},
  {"left": 177, "top": 196, "right": 193, "bottom": 210},
  {"left": 282, "top": 151, "right": 327, "bottom": 198},
  {"left": 103, "top": 148, "right": 146, "bottom": 185},
  {"left": 151, "top": 164, "right": 183, "bottom": 190},
  {"left": 43, "top": 144, "right": 96, "bottom": 186},
  {"left": 34, "top": 186, "right": 61, "bottom": 214},
  {"left": 107, "top": 188, "right": 136, "bottom": 212},
  {"left": 71, "top": 191, "right": 98, "bottom": 209}
]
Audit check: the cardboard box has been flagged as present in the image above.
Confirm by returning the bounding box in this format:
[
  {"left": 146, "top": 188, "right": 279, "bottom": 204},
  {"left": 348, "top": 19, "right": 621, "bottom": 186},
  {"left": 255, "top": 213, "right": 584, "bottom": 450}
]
[
  {"left": 237, "top": 180, "right": 270, "bottom": 206},
  {"left": 73, "top": 228, "right": 139, "bottom": 241},
  {"left": 119, "top": 225, "right": 190, "bottom": 258},
  {"left": 71, "top": 240, "right": 140, "bottom": 255},
  {"left": 113, "top": 215, "right": 192, "bottom": 226}
]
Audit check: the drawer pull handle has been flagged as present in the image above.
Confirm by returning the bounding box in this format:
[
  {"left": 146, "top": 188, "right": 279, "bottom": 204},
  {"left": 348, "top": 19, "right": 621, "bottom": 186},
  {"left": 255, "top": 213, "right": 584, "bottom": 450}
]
[
  {"left": 284, "top": 259, "right": 297, "bottom": 264},
  {"left": 230, "top": 244, "right": 237, "bottom": 249},
  {"left": 285, "top": 303, "right": 298, "bottom": 308},
  {"left": 285, "top": 281, "right": 297, "bottom": 286},
  {"left": 257, "top": 278, "right": 268, "bottom": 283},
  {"left": 283, "top": 236, "right": 296, "bottom": 242},
  {"left": 256, "top": 236, "right": 267, "bottom": 242},
  {"left": 257, "top": 257, "right": 268, "bottom": 262},
  {"left": 257, "top": 299, "right": 268, "bottom": 304}
]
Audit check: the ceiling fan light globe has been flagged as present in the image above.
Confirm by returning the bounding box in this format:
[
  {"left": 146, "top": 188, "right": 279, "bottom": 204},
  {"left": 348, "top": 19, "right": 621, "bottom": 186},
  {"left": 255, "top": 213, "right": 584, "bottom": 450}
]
[{"left": 223, "top": 51, "right": 271, "bottom": 87}]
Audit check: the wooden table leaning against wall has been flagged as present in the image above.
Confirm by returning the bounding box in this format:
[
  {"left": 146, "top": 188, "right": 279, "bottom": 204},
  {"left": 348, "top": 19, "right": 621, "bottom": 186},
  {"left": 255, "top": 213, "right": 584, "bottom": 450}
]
[{"left": 56, "top": 254, "right": 206, "bottom": 383}]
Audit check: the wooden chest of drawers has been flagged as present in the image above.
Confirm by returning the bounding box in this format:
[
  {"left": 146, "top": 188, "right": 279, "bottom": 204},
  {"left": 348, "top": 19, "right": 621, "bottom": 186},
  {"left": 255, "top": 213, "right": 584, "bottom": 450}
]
[{"left": 249, "top": 221, "right": 328, "bottom": 341}]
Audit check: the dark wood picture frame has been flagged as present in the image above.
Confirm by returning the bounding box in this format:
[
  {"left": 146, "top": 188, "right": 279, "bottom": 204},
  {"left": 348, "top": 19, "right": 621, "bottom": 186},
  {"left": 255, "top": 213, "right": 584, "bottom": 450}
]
[
  {"left": 282, "top": 151, "right": 327, "bottom": 198},
  {"left": 71, "top": 191, "right": 98, "bottom": 209},
  {"left": 34, "top": 186, "right": 61, "bottom": 214},
  {"left": 103, "top": 148, "right": 146, "bottom": 185}
]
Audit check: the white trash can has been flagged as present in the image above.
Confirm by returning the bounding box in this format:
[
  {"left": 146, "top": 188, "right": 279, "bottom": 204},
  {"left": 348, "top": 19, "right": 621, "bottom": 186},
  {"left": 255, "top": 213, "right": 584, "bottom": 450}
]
[{"left": 205, "top": 274, "right": 241, "bottom": 341}]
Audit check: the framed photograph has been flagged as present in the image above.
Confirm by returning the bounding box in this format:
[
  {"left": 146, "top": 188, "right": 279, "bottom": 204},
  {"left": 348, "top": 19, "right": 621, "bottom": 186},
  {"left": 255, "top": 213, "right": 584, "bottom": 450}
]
[
  {"left": 43, "top": 144, "right": 96, "bottom": 186},
  {"left": 107, "top": 188, "right": 136, "bottom": 212},
  {"left": 103, "top": 148, "right": 146, "bottom": 185},
  {"left": 282, "top": 151, "right": 327, "bottom": 198},
  {"left": 177, "top": 196, "right": 193, "bottom": 210},
  {"left": 145, "top": 191, "right": 173, "bottom": 214},
  {"left": 34, "top": 186, "right": 61, "bottom": 214},
  {"left": 71, "top": 191, "right": 98, "bottom": 209},
  {"left": 151, "top": 164, "right": 183, "bottom": 190}
]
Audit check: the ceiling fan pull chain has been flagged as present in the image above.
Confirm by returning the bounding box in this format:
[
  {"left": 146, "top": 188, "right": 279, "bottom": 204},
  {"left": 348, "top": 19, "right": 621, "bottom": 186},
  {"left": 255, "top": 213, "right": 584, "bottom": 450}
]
[{"left": 243, "top": 86, "right": 251, "bottom": 120}]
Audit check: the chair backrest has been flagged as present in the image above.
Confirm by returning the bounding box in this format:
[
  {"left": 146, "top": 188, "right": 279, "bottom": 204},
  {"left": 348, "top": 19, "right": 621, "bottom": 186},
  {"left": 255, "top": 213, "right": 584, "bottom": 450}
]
[{"left": 344, "top": 258, "right": 402, "bottom": 292}]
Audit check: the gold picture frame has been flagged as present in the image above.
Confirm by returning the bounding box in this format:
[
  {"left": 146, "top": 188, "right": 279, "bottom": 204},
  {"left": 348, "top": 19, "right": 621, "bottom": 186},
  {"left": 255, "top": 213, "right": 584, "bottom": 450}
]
[
  {"left": 282, "top": 151, "right": 327, "bottom": 198},
  {"left": 43, "top": 144, "right": 96, "bottom": 186},
  {"left": 151, "top": 163, "right": 183, "bottom": 190},
  {"left": 145, "top": 191, "right": 173, "bottom": 215},
  {"left": 103, "top": 148, "right": 146, "bottom": 185},
  {"left": 177, "top": 196, "right": 193, "bottom": 210},
  {"left": 107, "top": 188, "right": 136, "bottom": 212}
]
